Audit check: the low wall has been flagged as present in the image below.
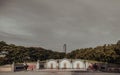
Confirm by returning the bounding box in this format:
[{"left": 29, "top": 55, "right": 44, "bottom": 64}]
[
  {"left": 14, "top": 63, "right": 24, "bottom": 71},
  {"left": 27, "top": 63, "right": 36, "bottom": 70},
  {"left": 14, "top": 62, "right": 36, "bottom": 71},
  {"left": 0, "top": 65, "right": 12, "bottom": 72}
]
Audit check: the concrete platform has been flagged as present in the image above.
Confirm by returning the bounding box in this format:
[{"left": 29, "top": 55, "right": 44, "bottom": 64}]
[
  {"left": 36, "top": 69, "right": 88, "bottom": 72},
  {"left": 0, "top": 71, "right": 120, "bottom": 75}
]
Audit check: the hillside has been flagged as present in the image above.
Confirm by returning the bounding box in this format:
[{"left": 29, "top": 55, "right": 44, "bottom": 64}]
[
  {"left": 0, "top": 41, "right": 120, "bottom": 65},
  {"left": 0, "top": 41, "right": 65, "bottom": 65},
  {"left": 67, "top": 41, "right": 120, "bottom": 64}
]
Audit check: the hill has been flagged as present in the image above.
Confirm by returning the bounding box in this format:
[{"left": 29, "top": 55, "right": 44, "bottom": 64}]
[
  {"left": 0, "top": 41, "right": 65, "bottom": 65},
  {"left": 0, "top": 40, "right": 120, "bottom": 65},
  {"left": 67, "top": 41, "right": 120, "bottom": 64}
]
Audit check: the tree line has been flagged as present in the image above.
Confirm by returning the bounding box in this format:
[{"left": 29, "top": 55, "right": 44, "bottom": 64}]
[
  {"left": 67, "top": 41, "right": 120, "bottom": 64},
  {"left": 0, "top": 41, "right": 120, "bottom": 65},
  {"left": 0, "top": 41, "right": 65, "bottom": 65}
]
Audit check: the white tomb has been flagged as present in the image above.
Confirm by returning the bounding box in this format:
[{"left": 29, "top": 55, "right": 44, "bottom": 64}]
[
  {"left": 45, "top": 59, "right": 90, "bottom": 69},
  {"left": 72, "top": 60, "right": 85, "bottom": 69},
  {"left": 59, "top": 59, "right": 72, "bottom": 69},
  {"left": 46, "top": 59, "right": 58, "bottom": 69}
]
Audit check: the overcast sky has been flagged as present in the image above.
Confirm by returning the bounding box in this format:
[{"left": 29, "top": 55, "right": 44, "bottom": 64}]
[{"left": 0, "top": 0, "right": 120, "bottom": 52}]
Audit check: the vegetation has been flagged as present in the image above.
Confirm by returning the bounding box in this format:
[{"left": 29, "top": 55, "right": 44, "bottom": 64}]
[
  {"left": 0, "top": 41, "right": 65, "bottom": 65},
  {"left": 0, "top": 40, "right": 120, "bottom": 65},
  {"left": 67, "top": 41, "right": 120, "bottom": 64}
]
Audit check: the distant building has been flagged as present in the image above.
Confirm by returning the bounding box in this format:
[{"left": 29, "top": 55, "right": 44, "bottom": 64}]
[
  {"left": 0, "top": 53, "right": 6, "bottom": 57},
  {"left": 0, "top": 51, "right": 8, "bottom": 57}
]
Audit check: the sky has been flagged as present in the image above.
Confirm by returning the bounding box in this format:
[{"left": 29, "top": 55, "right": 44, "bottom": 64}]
[{"left": 0, "top": 0, "right": 120, "bottom": 52}]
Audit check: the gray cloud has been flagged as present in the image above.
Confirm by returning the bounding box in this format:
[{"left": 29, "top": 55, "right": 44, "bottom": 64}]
[{"left": 0, "top": 0, "right": 120, "bottom": 52}]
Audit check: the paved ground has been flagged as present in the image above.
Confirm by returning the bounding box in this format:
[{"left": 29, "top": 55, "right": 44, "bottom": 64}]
[{"left": 0, "top": 71, "right": 120, "bottom": 75}]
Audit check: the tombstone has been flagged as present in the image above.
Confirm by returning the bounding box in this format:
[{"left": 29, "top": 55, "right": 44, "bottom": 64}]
[
  {"left": 64, "top": 63, "right": 67, "bottom": 69},
  {"left": 11, "top": 62, "right": 15, "bottom": 72},
  {"left": 36, "top": 60, "right": 40, "bottom": 70},
  {"left": 77, "top": 63, "right": 80, "bottom": 69},
  {"left": 50, "top": 63, "right": 53, "bottom": 69}
]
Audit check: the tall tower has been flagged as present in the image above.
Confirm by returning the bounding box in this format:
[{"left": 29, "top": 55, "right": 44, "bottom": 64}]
[{"left": 63, "top": 44, "right": 67, "bottom": 54}]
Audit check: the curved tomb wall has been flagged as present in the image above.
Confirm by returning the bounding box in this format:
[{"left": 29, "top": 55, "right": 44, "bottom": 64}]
[
  {"left": 59, "top": 59, "right": 72, "bottom": 69},
  {"left": 72, "top": 60, "right": 85, "bottom": 69},
  {"left": 46, "top": 60, "right": 58, "bottom": 69}
]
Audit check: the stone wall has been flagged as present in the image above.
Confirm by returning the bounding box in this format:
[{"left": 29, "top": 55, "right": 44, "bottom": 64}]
[{"left": 0, "top": 65, "right": 12, "bottom": 72}]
